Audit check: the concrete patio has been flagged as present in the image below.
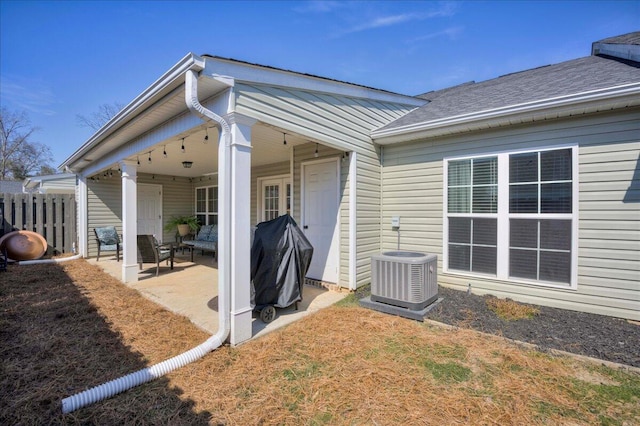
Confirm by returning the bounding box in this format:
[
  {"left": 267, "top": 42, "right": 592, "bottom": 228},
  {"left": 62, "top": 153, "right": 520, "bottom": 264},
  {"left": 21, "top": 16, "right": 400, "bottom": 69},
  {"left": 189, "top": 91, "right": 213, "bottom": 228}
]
[{"left": 87, "top": 249, "right": 347, "bottom": 342}]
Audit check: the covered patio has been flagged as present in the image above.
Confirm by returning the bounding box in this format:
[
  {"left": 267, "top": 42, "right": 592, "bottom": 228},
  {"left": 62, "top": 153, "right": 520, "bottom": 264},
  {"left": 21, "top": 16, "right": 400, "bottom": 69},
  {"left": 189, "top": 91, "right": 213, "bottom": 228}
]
[
  {"left": 62, "top": 53, "right": 424, "bottom": 346},
  {"left": 88, "top": 250, "right": 347, "bottom": 340}
]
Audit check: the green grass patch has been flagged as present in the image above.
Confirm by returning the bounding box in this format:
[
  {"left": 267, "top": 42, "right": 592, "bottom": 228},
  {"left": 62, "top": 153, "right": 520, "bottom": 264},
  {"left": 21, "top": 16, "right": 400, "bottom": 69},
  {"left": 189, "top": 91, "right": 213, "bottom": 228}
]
[{"left": 423, "top": 359, "right": 472, "bottom": 383}]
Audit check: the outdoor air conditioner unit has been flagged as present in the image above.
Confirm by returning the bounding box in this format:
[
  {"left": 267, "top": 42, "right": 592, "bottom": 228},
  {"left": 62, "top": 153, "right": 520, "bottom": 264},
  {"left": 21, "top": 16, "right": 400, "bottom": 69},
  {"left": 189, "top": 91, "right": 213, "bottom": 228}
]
[{"left": 371, "top": 252, "right": 438, "bottom": 310}]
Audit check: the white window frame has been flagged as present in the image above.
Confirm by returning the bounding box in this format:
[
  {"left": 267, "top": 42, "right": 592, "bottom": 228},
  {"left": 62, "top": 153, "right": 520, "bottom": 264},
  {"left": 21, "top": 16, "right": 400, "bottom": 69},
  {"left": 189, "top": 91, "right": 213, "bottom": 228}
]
[
  {"left": 195, "top": 185, "right": 218, "bottom": 226},
  {"left": 257, "top": 174, "right": 291, "bottom": 223},
  {"left": 443, "top": 144, "right": 579, "bottom": 290}
]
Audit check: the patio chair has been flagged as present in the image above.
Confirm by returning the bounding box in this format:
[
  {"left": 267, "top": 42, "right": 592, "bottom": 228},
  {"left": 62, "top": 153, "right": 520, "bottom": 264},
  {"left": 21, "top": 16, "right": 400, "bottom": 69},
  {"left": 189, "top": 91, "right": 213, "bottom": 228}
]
[
  {"left": 94, "top": 226, "right": 121, "bottom": 261},
  {"left": 136, "top": 234, "right": 174, "bottom": 276}
]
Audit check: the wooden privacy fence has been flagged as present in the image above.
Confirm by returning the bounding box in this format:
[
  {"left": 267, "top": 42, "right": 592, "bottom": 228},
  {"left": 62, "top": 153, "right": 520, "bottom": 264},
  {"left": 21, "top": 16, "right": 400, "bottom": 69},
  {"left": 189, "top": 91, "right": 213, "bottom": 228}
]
[{"left": 0, "top": 193, "right": 77, "bottom": 255}]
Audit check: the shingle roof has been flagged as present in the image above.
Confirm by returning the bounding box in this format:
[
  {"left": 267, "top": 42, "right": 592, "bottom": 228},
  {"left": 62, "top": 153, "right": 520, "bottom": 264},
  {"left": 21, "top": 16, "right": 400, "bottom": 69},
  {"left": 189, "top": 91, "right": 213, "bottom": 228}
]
[
  {"left": 378, "top": 54, "right": 640, "bottom": 132},
  {"left": 596, "top": 31, "right": 640, "bottom": 45}
]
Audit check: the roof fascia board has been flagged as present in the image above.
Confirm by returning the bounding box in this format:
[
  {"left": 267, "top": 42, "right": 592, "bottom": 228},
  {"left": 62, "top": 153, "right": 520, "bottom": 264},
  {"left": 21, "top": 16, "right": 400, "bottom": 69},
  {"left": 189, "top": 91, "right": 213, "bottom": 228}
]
[
  {"left": 373, "top": 83, "right": 640, "bottom": 144},
  {"left": 61, "top": 53, "right": 205, "bottom": 170},
  {"left": 203, "top": 56, "right": 426, "bottom": 107}
]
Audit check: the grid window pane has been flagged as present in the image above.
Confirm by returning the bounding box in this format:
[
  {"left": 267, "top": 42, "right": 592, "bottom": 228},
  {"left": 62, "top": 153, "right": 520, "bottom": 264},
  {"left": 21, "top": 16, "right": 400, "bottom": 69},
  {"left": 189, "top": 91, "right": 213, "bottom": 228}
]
[
  {"left": 540, "top": 220, "right": 571, "bottom": 250},
  {"left": 449, "top": 245, "right": 470, "bottom": 271},
  {"left": 448, "top": 160, "right": 471, "bottom": 186},
  {"left": 473, "top": 219, "right": 497, "bottom": 245},
  {"left": 541, "top": 182, "right": 572, "bottom": 213},
  {"left": 196, "top": 188, "right": 206, "bottom": 212},
  {"left": 207, "top": 187, "right": 214, "bottom": 212},
  {"left": 472, "top": 246, "right": 497, "bottom": 274},
  {"left": 540, "top": 251, "right": 571, "bottom": 283},
  {"left": 449, "top": 218, "right": 471, "bottom": 244},
  {"left": 510, "top": 184, "right": 538, "bottom": 213},
  {"left": 510, "top": 219, "right": 538, "bottom": 248},
  {"left": 541, "top": 149, "right": 572, "bottom": 181},
  {"left": 510, "top": 153, "right": 538, "bottom": 183},
  {"left": 473, "top": 157, "right": 497, "bottom": 185},
  {"left": 510, "top": 249, "right": 538, "bottom": 280},
  {"left": 448, "top": 187, "right": 470, "bottom": 213},
  {"left": 473, "top": 185, "right": 497, "bottom": 213}
]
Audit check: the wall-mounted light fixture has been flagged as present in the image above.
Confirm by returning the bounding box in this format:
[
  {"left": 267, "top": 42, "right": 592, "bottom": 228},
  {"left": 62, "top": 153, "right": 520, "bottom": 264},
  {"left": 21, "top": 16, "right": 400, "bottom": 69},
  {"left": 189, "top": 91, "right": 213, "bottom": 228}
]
[{"left": 182, "top": 161, "right": 193, "bottom": 168}]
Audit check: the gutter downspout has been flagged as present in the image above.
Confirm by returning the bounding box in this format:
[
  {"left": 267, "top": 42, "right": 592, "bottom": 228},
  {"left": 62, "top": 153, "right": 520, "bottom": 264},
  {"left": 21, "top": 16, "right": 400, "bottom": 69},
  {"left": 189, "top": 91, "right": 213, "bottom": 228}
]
[{"left": 61, "top": 66, "right": 232, "bottom": 414}]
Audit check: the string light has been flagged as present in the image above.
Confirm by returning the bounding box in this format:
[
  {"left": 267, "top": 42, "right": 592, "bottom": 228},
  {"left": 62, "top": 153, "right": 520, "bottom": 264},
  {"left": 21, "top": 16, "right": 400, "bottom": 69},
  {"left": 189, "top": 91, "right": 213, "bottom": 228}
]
[
  {"left": 137, "top": 156, "right": 140, "bottom": 166},
  {"left": 163, "top": 145, "right": 167, "bottom": 158},
  {"left": 204, "top": 128, "right": 209, "bottom": 143},
  {"left": 283, "top": 133, "right": 287, "bottom": 145},
  {"left": 314, "top": 143, "right": 319, "bottom": 158},
  {"left": 147, "top": 152, "right": 152, "bottom": 164},
  {"left": 181, "top": 138, "right": 185, "bottom": 153}
]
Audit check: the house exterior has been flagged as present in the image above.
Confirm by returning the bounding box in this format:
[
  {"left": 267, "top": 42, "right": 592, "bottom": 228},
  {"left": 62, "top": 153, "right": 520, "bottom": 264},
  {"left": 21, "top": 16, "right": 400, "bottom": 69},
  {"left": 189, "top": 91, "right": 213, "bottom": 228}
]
[
  {"left": 23, "top": 173, "right": 76, "bottom": 194},
  {"left": 372, "top": 33, "right": 640, "bottom": 321},
  {"left": 62, "top": 32, "right": 639, "bottom": 345}
]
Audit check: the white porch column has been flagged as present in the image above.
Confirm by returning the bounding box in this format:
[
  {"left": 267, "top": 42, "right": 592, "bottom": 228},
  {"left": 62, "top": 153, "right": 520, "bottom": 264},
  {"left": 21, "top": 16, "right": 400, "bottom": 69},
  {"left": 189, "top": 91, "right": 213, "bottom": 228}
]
[
  {"left": 227, "top": 113, "right": 255, "bottom": 345},
  {"left": 120, "top": 160, "right": 138, "bottom": 283},
  {"left": 76, "top": 175, "right": 89, "bottom": 258}
]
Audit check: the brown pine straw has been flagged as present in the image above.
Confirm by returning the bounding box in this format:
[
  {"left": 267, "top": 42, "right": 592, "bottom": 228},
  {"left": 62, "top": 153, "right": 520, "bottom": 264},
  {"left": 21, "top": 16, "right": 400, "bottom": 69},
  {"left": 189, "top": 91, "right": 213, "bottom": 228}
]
[{"left": 1, "top": 259, "right": 638, "bottom": 425}]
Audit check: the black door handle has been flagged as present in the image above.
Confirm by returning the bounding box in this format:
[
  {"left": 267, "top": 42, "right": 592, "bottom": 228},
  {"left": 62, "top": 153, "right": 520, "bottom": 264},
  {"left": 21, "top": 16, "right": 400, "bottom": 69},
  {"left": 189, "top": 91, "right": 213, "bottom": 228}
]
[{"left": 303, "top": 225, "right": 308, "bottom": 229}]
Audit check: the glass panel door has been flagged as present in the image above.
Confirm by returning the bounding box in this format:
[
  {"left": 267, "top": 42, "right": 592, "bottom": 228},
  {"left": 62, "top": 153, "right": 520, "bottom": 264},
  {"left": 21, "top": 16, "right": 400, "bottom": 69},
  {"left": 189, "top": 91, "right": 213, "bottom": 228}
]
[{"left": 260, "top": 177, "right": 291, "bottom": 222}]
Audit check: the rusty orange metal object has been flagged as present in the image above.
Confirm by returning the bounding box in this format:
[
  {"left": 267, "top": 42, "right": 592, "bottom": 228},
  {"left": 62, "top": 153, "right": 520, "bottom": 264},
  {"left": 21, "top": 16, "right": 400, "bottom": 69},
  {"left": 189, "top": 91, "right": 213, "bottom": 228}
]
[{"left": 0, "top": 230, "right": 48, "bottom": 261}]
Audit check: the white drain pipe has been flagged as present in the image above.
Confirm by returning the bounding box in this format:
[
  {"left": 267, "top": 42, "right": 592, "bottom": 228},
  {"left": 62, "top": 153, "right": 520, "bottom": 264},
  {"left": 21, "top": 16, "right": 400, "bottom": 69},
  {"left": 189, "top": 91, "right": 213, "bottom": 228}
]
[
  {"left": 17, "top": 254, "right": 82, "bottom": 265},
  {"left": 61, "top": 66, "right": 233, "bottom": 414}
]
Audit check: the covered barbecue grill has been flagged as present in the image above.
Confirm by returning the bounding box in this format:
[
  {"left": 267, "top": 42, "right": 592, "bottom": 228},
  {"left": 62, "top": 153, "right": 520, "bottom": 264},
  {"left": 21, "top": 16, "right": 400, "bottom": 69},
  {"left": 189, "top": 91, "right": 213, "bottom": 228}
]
[{"left": 250, "top": 214, "right": 313, "bottom": 323}]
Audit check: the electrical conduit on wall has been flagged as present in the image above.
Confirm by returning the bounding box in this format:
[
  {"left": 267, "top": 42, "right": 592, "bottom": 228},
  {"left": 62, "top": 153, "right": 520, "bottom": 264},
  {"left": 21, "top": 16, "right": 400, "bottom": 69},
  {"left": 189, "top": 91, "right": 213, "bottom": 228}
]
[{"left": 61, "top": 67, "right": 234, "bottom": 414}]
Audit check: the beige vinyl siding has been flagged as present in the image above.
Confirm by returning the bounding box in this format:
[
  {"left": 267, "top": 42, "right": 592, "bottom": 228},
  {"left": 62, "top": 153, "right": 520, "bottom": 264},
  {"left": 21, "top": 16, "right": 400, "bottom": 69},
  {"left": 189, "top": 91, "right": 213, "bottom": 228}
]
[
  {"left": 381, "top": 108, "right": 640, "bottom": 320},
  {"left": 41, "top": 176, "right": 76, "bottom": 192},
  {"left": 86, "top": 178, "right": 122, "bottom": 258},
  {"left": 235, "top": 83, "right": 415, "bottom": 155},
  {"left": 353, "top": 146, "right": 384, "bottom": 288},
  {"left": 86, "top": 173, "right": 195, "bottom": 257}
]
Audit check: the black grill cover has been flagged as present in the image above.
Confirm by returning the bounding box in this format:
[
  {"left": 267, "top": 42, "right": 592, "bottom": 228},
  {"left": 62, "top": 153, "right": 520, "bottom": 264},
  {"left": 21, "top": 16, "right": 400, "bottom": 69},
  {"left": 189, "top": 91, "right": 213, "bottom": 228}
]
[{"left": 251, "top": 214, "right": 313, "bottom": 309}]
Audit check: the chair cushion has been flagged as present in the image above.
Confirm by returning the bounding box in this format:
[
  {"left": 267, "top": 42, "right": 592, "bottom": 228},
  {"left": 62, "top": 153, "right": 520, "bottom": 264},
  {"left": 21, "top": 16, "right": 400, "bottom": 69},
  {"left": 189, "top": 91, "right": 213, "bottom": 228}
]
[
  {"left": 158, "top": 249, "right": 172, "bottom": 262},
  {"left": 196, "top": 225, "right": 213, "bottom": 241},
  {"left": 96, "top": 227, "right": 119, "bottom": 245},
  {"left": 205, "top": 225, "right": 218, "bottom": 242}
]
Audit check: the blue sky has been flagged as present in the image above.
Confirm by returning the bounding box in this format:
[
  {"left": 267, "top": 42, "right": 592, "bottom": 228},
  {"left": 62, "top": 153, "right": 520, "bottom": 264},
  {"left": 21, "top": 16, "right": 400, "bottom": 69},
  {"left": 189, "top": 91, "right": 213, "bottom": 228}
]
[{"left": 1, "top": 0, "right": 638, "bottom": 168}]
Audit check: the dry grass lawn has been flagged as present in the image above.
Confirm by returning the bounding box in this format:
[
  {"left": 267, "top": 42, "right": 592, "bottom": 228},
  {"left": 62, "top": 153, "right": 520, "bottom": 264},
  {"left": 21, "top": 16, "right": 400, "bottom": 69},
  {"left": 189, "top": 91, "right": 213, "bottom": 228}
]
[{"left": 1, "top": 259, "right": 639, "bottom": 425}]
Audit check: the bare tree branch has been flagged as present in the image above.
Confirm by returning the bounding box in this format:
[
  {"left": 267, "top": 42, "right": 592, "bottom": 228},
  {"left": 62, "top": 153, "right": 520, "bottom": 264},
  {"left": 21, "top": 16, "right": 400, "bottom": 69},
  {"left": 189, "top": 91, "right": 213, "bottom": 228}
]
[
  {"left": 76, "top": 102, "right": 123, "bottom": 131},
  {"left": 0, "top": 108, "right": 53, "bottom": 180}
]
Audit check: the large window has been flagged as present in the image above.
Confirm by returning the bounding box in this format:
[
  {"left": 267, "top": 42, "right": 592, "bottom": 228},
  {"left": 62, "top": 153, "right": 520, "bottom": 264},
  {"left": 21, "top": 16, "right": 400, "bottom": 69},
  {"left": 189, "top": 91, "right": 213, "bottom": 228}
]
[
  {"left": 445, "top": 146, "right": 577, "bottom": 287},
  {"left": 196, "top": 186, "right": 218, "bottom": 226}
]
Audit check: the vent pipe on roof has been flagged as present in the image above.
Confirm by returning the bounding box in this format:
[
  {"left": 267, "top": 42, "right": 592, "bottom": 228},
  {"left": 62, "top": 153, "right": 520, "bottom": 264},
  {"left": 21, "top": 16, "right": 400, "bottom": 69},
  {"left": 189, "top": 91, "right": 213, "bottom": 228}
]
[{"left": 61, "top": 64, "right": 233, "bottom": 414}]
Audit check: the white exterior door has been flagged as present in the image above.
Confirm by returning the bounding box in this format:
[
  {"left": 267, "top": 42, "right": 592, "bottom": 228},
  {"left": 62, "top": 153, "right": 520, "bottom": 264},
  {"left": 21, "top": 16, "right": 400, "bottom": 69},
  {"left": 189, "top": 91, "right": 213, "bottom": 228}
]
[
  {"left": 137, "top": 184, "right": 162, "bottom": 241},
  {"left": 259, "top": 176, "right": 291, "bottom": 222},
  {"left": 302, "top": 159, "right": 339, "bottom": 283}
]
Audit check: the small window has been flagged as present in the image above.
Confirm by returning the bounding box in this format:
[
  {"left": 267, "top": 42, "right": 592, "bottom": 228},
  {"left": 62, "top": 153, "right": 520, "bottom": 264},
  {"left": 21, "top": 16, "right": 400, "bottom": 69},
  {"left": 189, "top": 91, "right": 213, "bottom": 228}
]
[{"left": 195, "top": 185, "right": 218, "bottom": 226}]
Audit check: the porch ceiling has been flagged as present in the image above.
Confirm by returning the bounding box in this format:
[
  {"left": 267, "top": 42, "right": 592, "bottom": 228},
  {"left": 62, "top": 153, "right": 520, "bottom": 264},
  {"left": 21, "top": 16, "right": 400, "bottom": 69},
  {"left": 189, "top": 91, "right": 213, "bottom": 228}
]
[{"left": 110, "top": 123, "right": 311, "bottom": 178}]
